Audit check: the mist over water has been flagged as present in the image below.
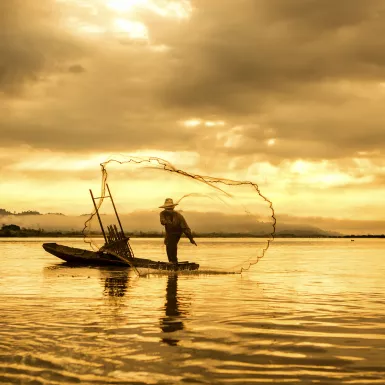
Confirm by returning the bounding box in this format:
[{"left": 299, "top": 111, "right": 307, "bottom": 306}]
[{"left": 1, "top": 238, "right": 385, "bottom": 384}]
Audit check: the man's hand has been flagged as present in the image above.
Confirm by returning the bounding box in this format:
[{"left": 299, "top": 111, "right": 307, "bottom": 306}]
[{"left": 190, "top": 238, "right": 197, "bottom": 246}]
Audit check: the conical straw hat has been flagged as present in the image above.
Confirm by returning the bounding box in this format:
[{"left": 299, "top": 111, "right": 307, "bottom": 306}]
[{"left": 159, "top": 198, "right": 178, "bottom": 209}]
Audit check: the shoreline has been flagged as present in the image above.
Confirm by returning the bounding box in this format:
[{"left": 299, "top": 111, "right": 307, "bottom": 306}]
[{"left": 0, "top": 232, "right": 384, "bottom": 239}]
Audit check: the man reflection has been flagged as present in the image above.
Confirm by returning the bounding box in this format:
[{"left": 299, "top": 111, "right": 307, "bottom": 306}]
[
  {"left": 101, "top": 269, "right": 188, "bottom": 345},
  {"left": 160, "top": 274, "right": 187, "bottom": 346}
]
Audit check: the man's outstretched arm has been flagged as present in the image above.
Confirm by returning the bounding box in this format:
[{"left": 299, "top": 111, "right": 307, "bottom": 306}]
[{"left": 179, "top": 213, "right": 197, "bottom": 246}]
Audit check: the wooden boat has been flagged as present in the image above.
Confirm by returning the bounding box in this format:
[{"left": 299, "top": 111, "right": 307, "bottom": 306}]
[
  {"left": 42, "top": 184, "right": 199, "bottom": 272},
  {"left": 42, "top": 242, "right": 199, "bottom": 271}
]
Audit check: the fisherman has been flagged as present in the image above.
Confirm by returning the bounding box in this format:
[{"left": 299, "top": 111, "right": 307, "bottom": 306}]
[{"left": 159, "top": 198, "right": 197, "bottom": 264}]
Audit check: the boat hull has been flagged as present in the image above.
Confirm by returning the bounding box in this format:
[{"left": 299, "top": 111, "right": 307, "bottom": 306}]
[{"left": 42, "top": 243, "right": 199, "bottom": 271}]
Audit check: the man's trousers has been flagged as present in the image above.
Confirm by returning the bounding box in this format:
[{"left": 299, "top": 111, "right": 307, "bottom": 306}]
[{"left": 165, "top": 233, "right": 181, "bottom": 263}]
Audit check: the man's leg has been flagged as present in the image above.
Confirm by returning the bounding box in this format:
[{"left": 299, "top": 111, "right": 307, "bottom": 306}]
[{"left": 166, "top": 234, "right": 181, "bottom": 263}]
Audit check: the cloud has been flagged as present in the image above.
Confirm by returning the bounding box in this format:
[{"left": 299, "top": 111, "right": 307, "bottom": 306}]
[
  {"left": 2, "top": 0, "right": 385, "bottom": 225},
  {"left": 150, "top": 0, "right": 385, "bottom": 160},
  {"left": 1, "top": 0, "right": 385, "bottom": 164},
  {"left": 68, "top": 64, "right": 86, "bottom": 74},
  {"left": 154, "top": 0, "right": 385, "bottom": 106},
  {"left": 0, "top": 1, "right": 86, "bottom": 94}
]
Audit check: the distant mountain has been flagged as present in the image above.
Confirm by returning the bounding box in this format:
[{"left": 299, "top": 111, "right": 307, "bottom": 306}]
[
  {"left": 0, "top": 208, "right": 42, "bottom": 216},
  {"left": 0, "top": 208, "right": 13, "bottom": 216},
  {"left": 0, "top": 210, "right": 341, "bottom": 237},
  {"left": 275, "top": 228, "right": 341, "bottom": 237},
  {"left": 17, "top": 210, "right": 42, "bottom": 216},
  {"left": 0, "top": 208, "right": 65, "bottom": 216},
  {"left": 1, "top": 209, "right": 384, "bottom": 235}
]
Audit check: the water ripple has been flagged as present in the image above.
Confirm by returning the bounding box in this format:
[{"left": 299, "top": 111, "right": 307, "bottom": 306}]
[{"left": 1, "top": 238, "right": 385, "bottom": 384}]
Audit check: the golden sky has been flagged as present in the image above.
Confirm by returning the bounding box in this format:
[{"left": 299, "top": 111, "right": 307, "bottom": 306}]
[{"left": 1, "top": 0, "right": 385, "bottom": 232}]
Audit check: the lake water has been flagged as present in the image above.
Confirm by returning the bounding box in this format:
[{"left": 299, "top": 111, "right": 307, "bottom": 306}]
[{"left": 1, "top": 237, "right": 385, "bottom": 384}]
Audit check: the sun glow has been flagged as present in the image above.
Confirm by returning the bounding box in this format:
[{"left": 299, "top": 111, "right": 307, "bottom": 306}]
[
  {"left": 184, "top": 119, "right": 202, "bottom": 127},
  {"left": 291, "top": 160, "right": 309, "bottom": 174},
  {"left": 104, "top": 0, "right": 193, "bottom": 19},
  {"left": 59, "top": 0, "right": 192, "bottom": 41},
  {"left": 182, "top": 119, "right": 226, "bottom": 128},
  {"left": 149, "top": 1, "right": 192, "bottom": 18},
  {"left": 114, "top": 18, "right": 148, "bottom": 39},
  {"left": 106, "top": 0, "right": 146, "bottom": 12}
]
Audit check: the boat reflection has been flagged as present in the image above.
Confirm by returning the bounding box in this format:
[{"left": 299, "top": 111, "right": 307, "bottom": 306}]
[
  {"left": 43, "top": 263, "right": 132, "bottom": 299},
  {"left": 45, "top": 263, "right": 189, "bottom": 346},
  {"left": 101, "top": 268, "right": 131, "bottom": 297}
]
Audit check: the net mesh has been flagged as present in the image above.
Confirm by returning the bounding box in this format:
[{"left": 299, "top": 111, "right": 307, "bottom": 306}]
[{"left": 82, "top": 155, "right": 276, "bottom": 274}]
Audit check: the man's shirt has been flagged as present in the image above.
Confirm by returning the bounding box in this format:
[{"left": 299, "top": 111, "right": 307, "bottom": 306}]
[{"left": 160, "top": 210, "right": 192, "bottom": 238}]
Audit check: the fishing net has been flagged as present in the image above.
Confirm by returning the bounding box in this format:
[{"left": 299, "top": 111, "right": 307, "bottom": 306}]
[{"left": 82, "top": 155, "right": 276, "bottom": 274}]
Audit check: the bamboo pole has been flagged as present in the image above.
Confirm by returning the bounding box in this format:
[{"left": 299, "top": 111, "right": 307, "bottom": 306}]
[
  {"left": 89, "top": 189, "right": 107, "bottom": 243},
  {"left": 106, "top": 184, "right": 125, "bottom": 235}
]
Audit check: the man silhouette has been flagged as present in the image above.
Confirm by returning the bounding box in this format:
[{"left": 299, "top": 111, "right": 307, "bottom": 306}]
[{"left": 159, "top": 198, "right": 197, "bottom": 264}]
